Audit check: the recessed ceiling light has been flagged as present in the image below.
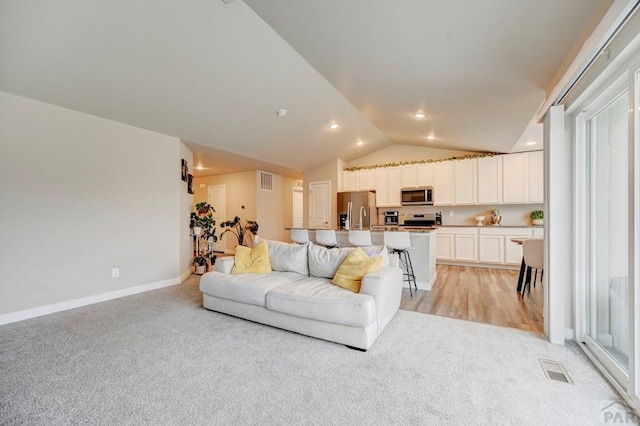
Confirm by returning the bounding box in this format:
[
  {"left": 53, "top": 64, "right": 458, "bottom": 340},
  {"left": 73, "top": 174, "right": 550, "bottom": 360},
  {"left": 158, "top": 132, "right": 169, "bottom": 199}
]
[
  {"left": 526, "top": 141, "right": 538, "bottom": 146},
  {"left": 426, "top": 135, "right": 436, "bottom": 140},
  {"left": 195, "top": 165, "right": 205, "bottom": 170},
  {"left": 413, "top": 112, "right": 427, "bottom": 119},
  {"left": 356, "top": 140, "right": 364, "bottom": 146},
  {"left": 329, "top": 123, "right": 340, "bottom": 129}
]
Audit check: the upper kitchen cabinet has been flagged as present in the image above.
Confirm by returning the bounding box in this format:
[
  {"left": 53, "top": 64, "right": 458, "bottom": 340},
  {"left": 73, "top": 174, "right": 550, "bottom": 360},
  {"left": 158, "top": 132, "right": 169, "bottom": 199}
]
[
  {"left": 341, "top": 169, "right": 375, "bottom": 191},
  {"left": 358, "top": 169, "right": 376, "bottom": 190},
  {"left": 477, "top": 155, "right": 503, "bottom": 204},
  {"left": 433, "top": 161, "right": 454, "bottom": 205},
  {"left": 454, "top": 158, "right": 477, "bottom": 205},
  {"left": 342, "top": 170, "right": 359, "bottom": 192},
  {"left": 417, "top": 163, "right": 434, "bottom": 187},
  {"left": 502, "top": 152, "right": 528, "bottom": 203},
  {"left": 528, "top": 151, "right": 544, "bottom": 203},
  {"left": 400, "top": 164, "right": 418, "bottom": 188},
  {"left": 375, "top": 167, "right": 401, "bottom": 207},
  {"left": 501, "top": 151, "right": 543, "bottom": 204}
]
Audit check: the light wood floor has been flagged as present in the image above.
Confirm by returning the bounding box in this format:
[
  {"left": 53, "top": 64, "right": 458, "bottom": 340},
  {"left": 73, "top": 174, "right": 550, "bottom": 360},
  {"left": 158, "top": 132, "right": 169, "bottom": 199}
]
[{"left": 400, "top": 265, "right": 544, "bottom": 334}]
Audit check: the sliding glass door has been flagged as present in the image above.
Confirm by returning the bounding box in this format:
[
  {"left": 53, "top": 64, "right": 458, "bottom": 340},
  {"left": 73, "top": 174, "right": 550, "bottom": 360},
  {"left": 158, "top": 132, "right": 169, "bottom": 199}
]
[{"left": 583, "top": 90, "right": 630, "bottom": 382}]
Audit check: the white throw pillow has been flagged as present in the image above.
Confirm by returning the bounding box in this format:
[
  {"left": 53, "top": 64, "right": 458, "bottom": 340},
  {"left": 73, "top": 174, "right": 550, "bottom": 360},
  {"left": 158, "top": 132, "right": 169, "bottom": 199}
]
[
  {"left": 361, "top": 245, "right": 390, "bottom": 267},
  {"left": 308, "top": 243, "right": 356, "bottom": 279},
  {"left": 263, "top": 239, "right": 309, "bottom": 275}
]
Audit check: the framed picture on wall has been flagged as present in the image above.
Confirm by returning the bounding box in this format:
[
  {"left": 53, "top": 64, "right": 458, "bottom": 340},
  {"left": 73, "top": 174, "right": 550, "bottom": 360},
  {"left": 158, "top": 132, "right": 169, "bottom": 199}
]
[
  {"left": 187, "top": 174, "right": 194, "bottom": 194},
  {"left": 181, "top": 159, "right": 188, "bottom": 182}
]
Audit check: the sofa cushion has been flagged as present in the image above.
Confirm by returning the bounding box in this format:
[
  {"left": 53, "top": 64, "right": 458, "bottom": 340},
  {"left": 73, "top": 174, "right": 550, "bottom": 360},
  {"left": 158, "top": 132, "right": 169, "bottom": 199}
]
[
  {"left": 264, "top": 240, "right": 309, "bottom": 275},
  {"left": 308, "top": 243, "right": 355, "bottom": 279},
  {"left": 332, "top": 248, "right": 383, "bottom": 293},
  {"left": 231, "top": 240, "right": 271, "bottom": 274},
  {"left": 200, "top": 271, "right": 307, "bottom": 307},
  {"left": 361, "top": 245, "right": 390, "bottom": 267},
  {"left": 266, "top": 277, "right": 376, "bottom": 328}
]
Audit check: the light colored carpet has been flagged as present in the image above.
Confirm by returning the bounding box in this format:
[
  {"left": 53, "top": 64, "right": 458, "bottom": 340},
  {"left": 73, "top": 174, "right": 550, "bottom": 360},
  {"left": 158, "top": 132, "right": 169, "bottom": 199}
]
[{"left": 0, "top": 276, "right": 626, "bottom": 425}]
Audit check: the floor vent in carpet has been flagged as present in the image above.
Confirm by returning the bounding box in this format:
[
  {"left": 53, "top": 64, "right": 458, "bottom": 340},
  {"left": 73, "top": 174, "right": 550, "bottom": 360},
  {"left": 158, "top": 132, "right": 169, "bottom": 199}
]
[{"left": 539, "top": 359, "right": 573, "bottom": 384}]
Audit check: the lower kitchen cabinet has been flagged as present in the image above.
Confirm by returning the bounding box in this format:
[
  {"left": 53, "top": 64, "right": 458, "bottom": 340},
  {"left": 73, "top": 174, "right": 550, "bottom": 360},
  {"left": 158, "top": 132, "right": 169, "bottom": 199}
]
[{"left": 437, "top": 227, "right": 542, "bottom": 267}]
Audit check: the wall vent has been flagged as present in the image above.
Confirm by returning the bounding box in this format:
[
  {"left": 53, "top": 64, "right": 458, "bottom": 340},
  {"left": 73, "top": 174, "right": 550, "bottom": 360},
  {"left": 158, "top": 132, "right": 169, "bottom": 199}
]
[{"left": 259, "top": 171, "right": 273, "bottom": 191}]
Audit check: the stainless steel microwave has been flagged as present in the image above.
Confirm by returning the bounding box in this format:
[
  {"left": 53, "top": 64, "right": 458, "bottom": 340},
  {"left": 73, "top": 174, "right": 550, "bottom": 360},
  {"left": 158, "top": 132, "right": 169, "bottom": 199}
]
[{"left": 401, "top": 187, "right": 434, "bottom": 205}]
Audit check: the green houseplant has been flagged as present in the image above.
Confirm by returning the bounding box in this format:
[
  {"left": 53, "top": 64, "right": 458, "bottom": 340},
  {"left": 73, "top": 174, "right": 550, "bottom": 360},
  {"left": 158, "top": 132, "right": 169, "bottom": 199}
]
[
  {"left": 190, "top": 202, "right": 218, "bottom": 273},
  {"left": 530, "top": 210, "right": 544, "bottom": 226},
  {"left": 220, "top": 216, "right": 259, "bottom": 247}
]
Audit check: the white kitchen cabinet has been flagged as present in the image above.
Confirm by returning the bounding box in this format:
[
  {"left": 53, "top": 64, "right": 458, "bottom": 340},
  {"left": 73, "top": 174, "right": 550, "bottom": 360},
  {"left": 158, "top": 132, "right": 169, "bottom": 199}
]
[
  {"left": 455, "top": 234, "right": 478, "bottom": 262},
  {"left": 436, "top": 234, "right": 455, "bottom": 260},
  {"left": 478, "top": 235, "right": 504, "bottom": 263},
  {"left": 387, "top": 167, "right": 401, "bottom": 206},
  {"left": 417, "top": 163, "right": 434, "bottom": 187},
  {"left": 358, "top": 169, "right": 376, "bottom": 190},
  {"left": 433, "top": 161, "right": 454, "bottom": 205},
  {"left": 504, "top": 229, "right": 534, "bottom": 265},
  {"left": 400, "top": 164, "right": 417, "bottom": 188},
  {"left": 375, "top": 167, "right": 401, "bottom": 207},
  {"left": 342, "top": 170, "right": 358, "bottom": 192},
  {"left": 528, "top": 151, "right": 544, "bottom": 203},
  {"left": 454, "top": 158, "right": 477, "bottom": 205},
  {"left": 477, "top": 156, "right": 502, "bottom": 204},
  {"left": 502, "top": 152, "right": 528, "bottom": 203}
]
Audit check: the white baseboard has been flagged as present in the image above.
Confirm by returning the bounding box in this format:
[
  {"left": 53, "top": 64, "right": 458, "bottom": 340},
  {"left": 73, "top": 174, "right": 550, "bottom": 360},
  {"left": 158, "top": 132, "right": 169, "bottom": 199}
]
[
  {"left": 565, "top": 328, "right": 576, "bottom": 340},
  {"left": 0, "top": 277, "right": 181, "bottom": 326},
  {"left": 180, "top": 268, "right": 193, "bottom": 282}
]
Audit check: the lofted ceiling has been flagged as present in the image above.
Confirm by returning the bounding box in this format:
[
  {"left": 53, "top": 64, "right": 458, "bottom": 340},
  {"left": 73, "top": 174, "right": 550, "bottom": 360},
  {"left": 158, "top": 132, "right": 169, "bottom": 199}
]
[{"left": 0, "top": 0, "right": 611, "bottom": 177}]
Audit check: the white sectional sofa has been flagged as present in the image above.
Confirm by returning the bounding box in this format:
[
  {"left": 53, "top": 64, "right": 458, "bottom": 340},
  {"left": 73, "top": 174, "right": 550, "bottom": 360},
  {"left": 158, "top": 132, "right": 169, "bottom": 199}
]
[{"left": 199, "top": 241, "right": 403, "bottom": 350}]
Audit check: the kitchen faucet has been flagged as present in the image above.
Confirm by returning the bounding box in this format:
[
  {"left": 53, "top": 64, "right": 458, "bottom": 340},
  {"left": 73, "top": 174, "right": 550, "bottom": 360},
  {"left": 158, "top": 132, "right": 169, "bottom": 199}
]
[{"left": 359, "top": 206, "right": 367, "bottom": 230}]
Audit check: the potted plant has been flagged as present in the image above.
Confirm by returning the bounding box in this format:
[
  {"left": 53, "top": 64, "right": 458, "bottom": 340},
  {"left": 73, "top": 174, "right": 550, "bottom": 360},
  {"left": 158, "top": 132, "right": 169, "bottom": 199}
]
[
  {"left": 530, "top": 210, "right": 544, "bottom": 226},
  {"left": 220, "top": 216, "right": 259, "bottom": 247},
  {"left": 194, "top": 255, "right": 207, "bottom": 275},
  {"left": 190, "top": 202, "right": 218, "bottom": 272}
]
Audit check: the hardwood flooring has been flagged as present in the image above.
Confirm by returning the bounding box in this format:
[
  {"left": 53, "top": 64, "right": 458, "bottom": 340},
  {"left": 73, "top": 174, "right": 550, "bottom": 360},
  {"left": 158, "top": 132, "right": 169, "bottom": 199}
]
[{"left": 400, "top": 265, "right": 544, "bottom": 334}]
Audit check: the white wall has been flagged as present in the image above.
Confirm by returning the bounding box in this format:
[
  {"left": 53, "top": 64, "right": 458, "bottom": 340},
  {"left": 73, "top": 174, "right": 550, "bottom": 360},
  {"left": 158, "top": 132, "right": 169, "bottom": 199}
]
[
  {"left": 0, "top": 91, "right": 184, "bottom": 317},
  {"left": 303, "top": 159, "right": 342, "bottom": 228},
  {"left": 256, "top": 173, "right": 299, "bottom": 242}
]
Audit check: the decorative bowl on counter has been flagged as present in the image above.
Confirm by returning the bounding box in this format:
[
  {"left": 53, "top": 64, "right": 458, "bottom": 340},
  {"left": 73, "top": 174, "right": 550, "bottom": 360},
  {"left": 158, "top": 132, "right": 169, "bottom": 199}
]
[{"left": 475, "top": 215, "right": 485, "bottom": 226}]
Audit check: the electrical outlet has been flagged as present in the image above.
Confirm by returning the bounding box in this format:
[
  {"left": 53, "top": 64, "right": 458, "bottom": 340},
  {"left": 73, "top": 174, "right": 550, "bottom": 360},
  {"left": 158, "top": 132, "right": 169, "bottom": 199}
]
[
  {"left": 449, "top": 210, "right": 454, "bottom": 217},
  {"left": 111, "top": 268, "right": 120, "bottom": 278}
]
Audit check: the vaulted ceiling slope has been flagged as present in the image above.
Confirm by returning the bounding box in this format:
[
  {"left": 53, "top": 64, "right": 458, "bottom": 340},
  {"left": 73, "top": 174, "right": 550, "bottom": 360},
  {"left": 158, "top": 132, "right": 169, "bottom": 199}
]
[
  {"left": 245, "top": 0, "right": 611, "bottom": 154},
  {"left": 0, "top": 1, "right": 610, "bottom": 176}
]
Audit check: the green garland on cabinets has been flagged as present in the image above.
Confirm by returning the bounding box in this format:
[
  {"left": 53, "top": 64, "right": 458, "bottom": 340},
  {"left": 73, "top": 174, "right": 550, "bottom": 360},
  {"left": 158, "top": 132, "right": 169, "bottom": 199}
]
[{"left": 343, "top": 152, "right": 498, "bottom": 172}]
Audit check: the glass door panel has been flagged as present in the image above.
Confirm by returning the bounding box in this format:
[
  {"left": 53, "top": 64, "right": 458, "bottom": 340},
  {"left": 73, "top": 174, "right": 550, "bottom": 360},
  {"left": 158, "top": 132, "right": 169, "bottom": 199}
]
[{"left": 586, "top": 92, "right": 630, "bottom": 372}]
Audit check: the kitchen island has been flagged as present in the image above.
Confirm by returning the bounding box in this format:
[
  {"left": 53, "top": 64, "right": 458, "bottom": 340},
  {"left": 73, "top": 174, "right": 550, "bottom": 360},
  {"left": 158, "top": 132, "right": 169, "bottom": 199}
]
[{"left": 287, "top": 228, "right": 437, "bottom": 291}]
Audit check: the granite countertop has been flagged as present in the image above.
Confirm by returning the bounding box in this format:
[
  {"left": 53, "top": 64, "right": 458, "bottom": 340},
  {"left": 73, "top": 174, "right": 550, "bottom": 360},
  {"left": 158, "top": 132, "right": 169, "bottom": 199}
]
[
  {"left": 286, "top": 227, "right": 437, "bottom": 233},
  {"left": 439, "top": 224, "right": 543, "bottom": 228}
]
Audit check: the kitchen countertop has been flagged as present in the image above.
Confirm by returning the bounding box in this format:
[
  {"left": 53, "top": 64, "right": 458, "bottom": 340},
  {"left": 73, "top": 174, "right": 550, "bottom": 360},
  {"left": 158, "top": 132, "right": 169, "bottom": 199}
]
[
  {"left": 438, "top": 224, "right": 543, "bottom": 228},
  {"left": 286, "top": 227, "right": 437, "bottom": 233}
]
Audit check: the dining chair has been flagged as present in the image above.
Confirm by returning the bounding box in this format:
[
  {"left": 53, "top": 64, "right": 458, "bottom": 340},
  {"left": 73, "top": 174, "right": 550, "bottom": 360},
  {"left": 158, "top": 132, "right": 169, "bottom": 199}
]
[{"left": 522, "top": 238, "right": 544, "bottom": 296}]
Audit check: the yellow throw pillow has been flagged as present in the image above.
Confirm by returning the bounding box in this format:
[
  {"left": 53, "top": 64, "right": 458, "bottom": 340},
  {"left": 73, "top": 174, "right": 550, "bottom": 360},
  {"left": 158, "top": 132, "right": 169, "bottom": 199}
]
[
  {"left": 231, "top": 240, "right": 272, "bottom": 274},
  {"left": 332, "top": 248, "right": 383, "bottom": 293}
]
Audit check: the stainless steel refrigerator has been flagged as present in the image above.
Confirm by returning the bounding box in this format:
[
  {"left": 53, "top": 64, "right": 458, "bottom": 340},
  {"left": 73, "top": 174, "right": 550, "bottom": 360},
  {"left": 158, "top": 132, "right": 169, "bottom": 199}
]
[{"left": 337, "top": 191, "right": 377, "bottom": 230}]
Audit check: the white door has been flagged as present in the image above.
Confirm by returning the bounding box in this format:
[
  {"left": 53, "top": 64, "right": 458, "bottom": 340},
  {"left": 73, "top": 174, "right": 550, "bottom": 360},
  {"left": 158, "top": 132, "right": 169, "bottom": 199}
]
[
  {"left": 292, "top": 187, "right": 303, "bottom": 228},
  {"left": 208, "top": 185, "right": 226, "bottom": 252},
  {"left": 309, "top": 181, "right": 331, "bottom": 229}
]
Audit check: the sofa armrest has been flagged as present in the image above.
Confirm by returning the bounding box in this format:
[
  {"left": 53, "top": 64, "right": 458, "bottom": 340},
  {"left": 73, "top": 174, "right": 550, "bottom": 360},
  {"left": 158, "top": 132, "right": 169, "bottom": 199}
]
[
  {"left": 359, "top": 266, "right": 403, "bottom": 335},
  {"left": 214, "top": 257, "right": 235, "bottom": 274}
]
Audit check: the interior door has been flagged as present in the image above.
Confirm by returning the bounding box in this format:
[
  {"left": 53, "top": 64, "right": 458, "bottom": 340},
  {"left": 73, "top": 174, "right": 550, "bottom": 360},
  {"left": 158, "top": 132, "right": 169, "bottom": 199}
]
[
  {"left": 207, "top": 185, "right": 226, "bottom": 252},
  {"left": 292, "top": 187, "right": 303, "bottom": 228},
  {"left": 309, "top": 181, "right": 331, "bottom": 229}
]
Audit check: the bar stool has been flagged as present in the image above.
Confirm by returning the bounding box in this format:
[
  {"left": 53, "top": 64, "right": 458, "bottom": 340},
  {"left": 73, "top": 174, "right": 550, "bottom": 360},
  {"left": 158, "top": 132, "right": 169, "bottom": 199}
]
[
  {"left": 348, "top": 230, "right": 373, "bottom": 247},
  {"left": 291, "top": 229, "right": 309, "bottom": 244},
  {"left": 384, "top": 231, "right": 417, "bottom": 297},
  {"left": 316, "top": 229, "right": 339, "bottom": 249}
]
